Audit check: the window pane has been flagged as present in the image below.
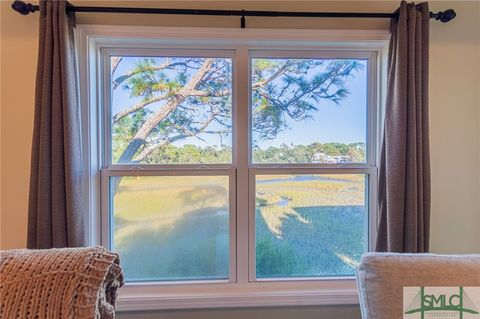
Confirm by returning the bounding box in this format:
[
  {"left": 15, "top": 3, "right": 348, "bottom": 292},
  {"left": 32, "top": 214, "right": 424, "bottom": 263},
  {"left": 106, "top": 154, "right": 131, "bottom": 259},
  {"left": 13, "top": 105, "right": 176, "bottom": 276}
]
[
  {"left": 251, "top": 58, "right": 367, "bottom": 164},
  {"left": 111, "top": 175, "right": 230, "bottom": 282},
  {"left": 255, "top": 174, "right": 366, "bottom": 278},
  {"left": 111, "top": 56, "right": 233, "bottom": 164}
]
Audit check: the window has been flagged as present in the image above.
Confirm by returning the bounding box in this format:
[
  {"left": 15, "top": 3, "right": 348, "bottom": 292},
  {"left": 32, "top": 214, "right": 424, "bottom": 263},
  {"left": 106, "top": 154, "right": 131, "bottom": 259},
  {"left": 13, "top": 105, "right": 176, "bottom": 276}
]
[
  {"left": 251, "top": 57, "right": 368, "bottom": 165},
  {"left": 111, "top": 174, "right": 231, "bottom": 282},
  {"left": 254, "top": 174, "right": 367, "bottom": 279},
  {"left": 106, "top": 54, "right": 235, "bottom": 282},
  {"left": 81, "top": 26, "right": 387, "bottom": 309}
]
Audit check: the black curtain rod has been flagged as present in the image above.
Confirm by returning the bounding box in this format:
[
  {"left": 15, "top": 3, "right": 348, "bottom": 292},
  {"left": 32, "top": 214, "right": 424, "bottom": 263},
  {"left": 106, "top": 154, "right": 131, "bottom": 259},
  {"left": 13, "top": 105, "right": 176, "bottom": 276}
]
[{"left": 11, "top": 0, "right": 456, "bottom": 28}]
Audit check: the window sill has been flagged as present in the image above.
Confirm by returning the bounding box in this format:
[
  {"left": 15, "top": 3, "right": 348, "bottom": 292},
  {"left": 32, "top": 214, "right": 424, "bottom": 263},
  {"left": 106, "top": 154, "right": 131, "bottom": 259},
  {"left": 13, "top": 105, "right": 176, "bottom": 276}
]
[{"left": 116, "top": 279, "right": 359, "bottom": 311}]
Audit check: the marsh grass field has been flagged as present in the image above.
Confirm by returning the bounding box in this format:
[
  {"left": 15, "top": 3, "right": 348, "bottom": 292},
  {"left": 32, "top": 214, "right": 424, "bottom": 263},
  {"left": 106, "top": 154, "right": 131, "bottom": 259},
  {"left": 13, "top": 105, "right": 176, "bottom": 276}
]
[{"left": 113, "top": 174, "right": 366, "bottom": 281}]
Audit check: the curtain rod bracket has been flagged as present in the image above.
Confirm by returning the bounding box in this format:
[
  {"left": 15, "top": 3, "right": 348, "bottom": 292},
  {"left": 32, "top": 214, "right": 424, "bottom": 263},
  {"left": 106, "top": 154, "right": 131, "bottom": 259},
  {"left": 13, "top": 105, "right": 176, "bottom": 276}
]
[{"left": 241, "top": 10, "right": 246, "bottom": 29}]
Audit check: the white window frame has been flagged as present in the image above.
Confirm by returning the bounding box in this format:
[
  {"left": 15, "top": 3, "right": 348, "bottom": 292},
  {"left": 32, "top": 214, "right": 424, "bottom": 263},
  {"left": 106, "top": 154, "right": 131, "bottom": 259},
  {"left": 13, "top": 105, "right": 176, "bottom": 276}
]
[{"left": 76, "top": 25, "right": 389, "bottom": 311}]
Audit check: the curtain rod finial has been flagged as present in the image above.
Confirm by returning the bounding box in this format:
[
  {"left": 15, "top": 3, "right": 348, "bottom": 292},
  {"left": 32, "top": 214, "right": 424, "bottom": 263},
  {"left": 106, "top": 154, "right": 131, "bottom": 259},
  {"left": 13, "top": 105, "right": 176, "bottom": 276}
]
[
  {"left": 11, "top": 0, "right": 37, "bottom": 15},
  {"left": 430, "top": 9, "right": 456, "bottom": 23}
]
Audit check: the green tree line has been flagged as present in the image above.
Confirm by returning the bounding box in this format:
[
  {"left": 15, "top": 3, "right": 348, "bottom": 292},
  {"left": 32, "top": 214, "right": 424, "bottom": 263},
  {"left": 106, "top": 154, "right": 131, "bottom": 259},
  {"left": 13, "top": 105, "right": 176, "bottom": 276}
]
[{"left": 112, "top": 142, "right": 366, "bottom": 164}]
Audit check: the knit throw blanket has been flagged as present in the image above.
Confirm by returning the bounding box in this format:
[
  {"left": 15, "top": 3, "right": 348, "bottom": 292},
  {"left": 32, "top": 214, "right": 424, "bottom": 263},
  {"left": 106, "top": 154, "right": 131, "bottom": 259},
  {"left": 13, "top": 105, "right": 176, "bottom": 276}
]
[{"left": 0, "top": 246, "right": 124, "bottom": 318}]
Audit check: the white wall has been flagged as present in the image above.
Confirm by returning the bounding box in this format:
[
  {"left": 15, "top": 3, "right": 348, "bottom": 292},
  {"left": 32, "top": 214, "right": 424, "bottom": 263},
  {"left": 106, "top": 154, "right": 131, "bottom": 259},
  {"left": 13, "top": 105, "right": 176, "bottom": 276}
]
[{"left": 428, "top": 1, "right": 480, "bottom": 253}]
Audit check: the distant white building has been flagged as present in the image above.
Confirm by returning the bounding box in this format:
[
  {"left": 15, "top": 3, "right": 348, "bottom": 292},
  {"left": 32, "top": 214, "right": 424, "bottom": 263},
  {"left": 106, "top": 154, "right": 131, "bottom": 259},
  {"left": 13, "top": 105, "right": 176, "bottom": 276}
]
[{"left": 312, "top": 152, "right": 351, "bottom": 164}]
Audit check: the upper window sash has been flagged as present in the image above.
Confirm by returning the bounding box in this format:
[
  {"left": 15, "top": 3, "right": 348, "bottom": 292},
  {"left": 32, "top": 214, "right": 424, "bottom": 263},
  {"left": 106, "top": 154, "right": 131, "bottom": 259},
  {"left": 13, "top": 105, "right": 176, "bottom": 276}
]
[
  {"left": 248, "top": 50, "right": 378, "bottom": 169},
  {"left": 100, "top": 48, "right": 378, "bottom": 170},
  {"left": 102, "top": 48, "right": 237, "bottom": 170}
]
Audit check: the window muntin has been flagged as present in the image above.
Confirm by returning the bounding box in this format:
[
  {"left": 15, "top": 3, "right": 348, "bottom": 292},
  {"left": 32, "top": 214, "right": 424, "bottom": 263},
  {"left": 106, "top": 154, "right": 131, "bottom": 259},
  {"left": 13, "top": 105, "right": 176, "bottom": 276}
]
[
  {"left": 101, "top": 48, "right": 377, "bottom": 286},
  {"left": 254, "top": 174, "right": 367, "bottom": 278},
  {"left": 110, "top": 175, "right": 230, "bottom": 282},
  {"left": 110, "top": 56, "right": 233, "bottom": 165},
  {"left": 251, "top": 57, "right": 368, "bottom": 165}
]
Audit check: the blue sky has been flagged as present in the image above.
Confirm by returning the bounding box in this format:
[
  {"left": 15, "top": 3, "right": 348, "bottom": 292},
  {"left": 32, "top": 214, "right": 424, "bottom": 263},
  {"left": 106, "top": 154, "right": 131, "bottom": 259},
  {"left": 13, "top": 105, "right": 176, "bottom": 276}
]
[
  {"left": 253, "top": 59, "right": 367, "bottom": 148},
  {"left": 112, "top": 57, "right": 367, "bottom": 149}
]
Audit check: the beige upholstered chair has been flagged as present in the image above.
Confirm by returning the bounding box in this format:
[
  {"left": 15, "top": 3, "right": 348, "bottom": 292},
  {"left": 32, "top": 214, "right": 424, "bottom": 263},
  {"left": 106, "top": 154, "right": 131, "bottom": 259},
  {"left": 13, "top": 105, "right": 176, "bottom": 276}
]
[{"left": 356, "top": 252, "right": 480, "bottom": 319}]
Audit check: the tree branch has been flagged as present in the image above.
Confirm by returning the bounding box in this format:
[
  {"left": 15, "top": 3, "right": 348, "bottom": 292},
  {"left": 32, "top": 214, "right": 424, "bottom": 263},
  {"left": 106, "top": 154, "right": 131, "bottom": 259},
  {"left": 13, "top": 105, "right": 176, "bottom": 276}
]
[
  {"left": 117, "top": 58, "right": 214, "bottom": 164},
  {"left": 113, "top": 94, "right": 168, "bottom": 123},
  {"left": 132, "top": 135, "right": 183, "bottom": 163},
  {"left": 112, "top": 60, "right": 190, "bottom": 91},
  {"left": 252, "top": 61, "right": 291, "bottom": 89},
  {"left": 113, "top": 87, "right": 230, "bottom": 123},
  {"left": 111, "top": 57, "right": 122, "bottom": 75},
  {"left": 190, "top": 89, "right": 230, "bottom": 97},
  {"left": 281, "top": 65, "right": 345, "bottom": 108},
  {"left": 133, "top": 109, "right": 220, "bottom": 162}
]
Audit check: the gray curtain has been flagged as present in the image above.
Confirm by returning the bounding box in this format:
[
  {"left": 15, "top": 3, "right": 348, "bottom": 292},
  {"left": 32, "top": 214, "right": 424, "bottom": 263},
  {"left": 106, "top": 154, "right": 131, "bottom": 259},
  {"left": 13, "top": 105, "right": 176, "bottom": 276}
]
[
  {"left": 28, "top": 0, "right": 85, "bottom": 248},
  {"left": 376, "top": 1, "right": 431, "bottom": 253}
]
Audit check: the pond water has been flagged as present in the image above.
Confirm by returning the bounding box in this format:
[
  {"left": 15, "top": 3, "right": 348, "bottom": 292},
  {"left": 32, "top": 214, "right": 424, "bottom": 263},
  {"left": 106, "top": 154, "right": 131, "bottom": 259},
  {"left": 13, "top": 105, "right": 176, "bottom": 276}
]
[
  {"left": 278, "top": 197, "right": 290, "bottom": 207},
  {"left": 256, "top": 175, "right": 350, "bottom": 185}
]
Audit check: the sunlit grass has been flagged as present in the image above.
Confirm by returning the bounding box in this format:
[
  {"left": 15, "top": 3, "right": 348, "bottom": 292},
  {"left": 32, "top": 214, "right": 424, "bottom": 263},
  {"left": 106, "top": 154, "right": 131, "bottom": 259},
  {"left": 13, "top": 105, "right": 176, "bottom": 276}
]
[
  {"left": 256, "top": 174, "right": 365, "bottom": 207},
  {"left": 113, "top": 175, "right": 229, "bottom": 245},
  {"left": 254, "top": 174, "right": 366, "bottom": 277},
  {"left": 114, "top": 176, "right": 228, "bottom": 220}
]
